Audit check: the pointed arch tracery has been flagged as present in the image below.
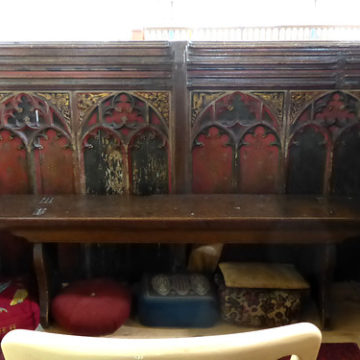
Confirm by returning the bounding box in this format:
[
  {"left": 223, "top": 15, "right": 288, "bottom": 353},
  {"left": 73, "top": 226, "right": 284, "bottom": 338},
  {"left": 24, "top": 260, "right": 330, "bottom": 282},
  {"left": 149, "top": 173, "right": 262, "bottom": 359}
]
[
  {"left": 287, "top": 91, "right": 360, "bottom": 195},
  {"left": 191, "top": 91, "right": 282, "bottom": 193},
  {"left": 81, "top": 92, "right": 170, "bottom": 195},
  {"left": 0, "top": 93, "right": 74, "bottom": 194}
]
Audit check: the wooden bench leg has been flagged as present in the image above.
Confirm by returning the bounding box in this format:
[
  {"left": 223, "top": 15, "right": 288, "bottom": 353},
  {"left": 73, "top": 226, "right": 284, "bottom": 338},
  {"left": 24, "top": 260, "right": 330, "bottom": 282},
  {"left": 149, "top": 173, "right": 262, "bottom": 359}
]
[
  {"left": 316, "top": 243, "right": 336, "bottom": 329},
  {"left": 33, "top": 243, "right": 52, "bottom": 328}
]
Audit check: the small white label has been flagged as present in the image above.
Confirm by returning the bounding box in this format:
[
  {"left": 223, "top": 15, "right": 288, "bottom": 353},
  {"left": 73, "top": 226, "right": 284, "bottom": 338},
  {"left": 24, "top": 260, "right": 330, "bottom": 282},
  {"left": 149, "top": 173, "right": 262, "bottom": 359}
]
[
  {"left": 32, "top": 207, "right": 47, "bottom": 216},
  {"left": 40, "top": 196, "right": 54, "bottom": 204}
]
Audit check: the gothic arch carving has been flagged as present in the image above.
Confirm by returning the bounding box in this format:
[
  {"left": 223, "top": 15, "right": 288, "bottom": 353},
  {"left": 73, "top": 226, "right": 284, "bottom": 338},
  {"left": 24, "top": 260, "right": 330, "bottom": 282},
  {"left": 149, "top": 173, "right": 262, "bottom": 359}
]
[
  {"left": 287, "top": 91, "right": 360, "bottom": 195},
  {"left": 0, "top": 93, "right": 74, "bottom": 194},
  {"left": 81, "top": 92, "right": 170, "bottom": 195},
  {"left": 191, "top": 91, "right": 282, "bottom": 193}
]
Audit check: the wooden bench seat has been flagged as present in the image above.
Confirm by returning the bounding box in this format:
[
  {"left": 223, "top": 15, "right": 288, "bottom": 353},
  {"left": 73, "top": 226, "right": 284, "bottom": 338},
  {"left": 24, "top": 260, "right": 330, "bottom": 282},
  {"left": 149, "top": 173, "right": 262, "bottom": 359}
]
[
  {"left": 1, "top": 194, "right": 359, "bottom": 329},
  {"left": 0, "top": 194, "right": 360, "bottom": 243}
]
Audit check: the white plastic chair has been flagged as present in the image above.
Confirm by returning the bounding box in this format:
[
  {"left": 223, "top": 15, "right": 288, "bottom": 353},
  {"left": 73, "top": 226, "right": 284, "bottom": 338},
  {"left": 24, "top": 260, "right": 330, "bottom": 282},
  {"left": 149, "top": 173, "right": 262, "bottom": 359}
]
[{"left": 1, "top": 322, "right": 321, "bottom": 360}]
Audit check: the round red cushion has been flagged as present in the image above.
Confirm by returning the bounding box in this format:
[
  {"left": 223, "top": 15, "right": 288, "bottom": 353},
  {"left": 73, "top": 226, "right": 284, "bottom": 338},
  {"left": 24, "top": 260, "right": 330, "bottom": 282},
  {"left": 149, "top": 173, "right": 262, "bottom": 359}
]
[{"left": 51, "top": 278, "right": 131, "bottom": 336}]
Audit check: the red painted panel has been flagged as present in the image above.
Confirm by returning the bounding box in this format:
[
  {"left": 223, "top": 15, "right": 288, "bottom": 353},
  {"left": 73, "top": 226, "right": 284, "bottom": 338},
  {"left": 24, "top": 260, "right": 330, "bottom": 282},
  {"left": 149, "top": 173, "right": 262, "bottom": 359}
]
[
  {"left": 0, "top": 130, "right": 29, "bottom": 194},
  {"left": 192, "top": 127, "right": 234, "bottom": 193},
  {"left": 34, "top": 129, "right": 74, "bottom": 194},
  {"left": 86, "top": 109, "right": 98, "bottom": 128},
  {"left": 239, "top": 126, "right": 280, "bottom": 193},
  {"left": 150, "top": 111, "right": 161, "bottom": 125}
]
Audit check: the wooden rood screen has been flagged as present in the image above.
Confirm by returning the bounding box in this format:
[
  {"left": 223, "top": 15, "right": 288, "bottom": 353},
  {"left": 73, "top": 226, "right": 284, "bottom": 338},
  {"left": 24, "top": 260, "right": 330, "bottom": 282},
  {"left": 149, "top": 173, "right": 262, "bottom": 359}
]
[
  {"left": 0, "top": 42, "right": 360, "bottom": 329},
  {"left": 0, "top": 42, "right": 359, "bottom": 197}
]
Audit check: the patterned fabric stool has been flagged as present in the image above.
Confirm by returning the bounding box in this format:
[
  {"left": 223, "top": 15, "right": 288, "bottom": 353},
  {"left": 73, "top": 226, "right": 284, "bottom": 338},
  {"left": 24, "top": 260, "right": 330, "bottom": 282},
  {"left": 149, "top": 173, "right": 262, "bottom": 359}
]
[{"left": 217, "top": 262, "right": 310, "bottom": 327}]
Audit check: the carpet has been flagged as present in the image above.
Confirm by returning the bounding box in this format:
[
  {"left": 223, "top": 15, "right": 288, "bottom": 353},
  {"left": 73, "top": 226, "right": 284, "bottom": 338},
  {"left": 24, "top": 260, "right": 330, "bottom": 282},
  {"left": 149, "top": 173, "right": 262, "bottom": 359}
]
[
  {"left": 316, "top": 343, "right": 360, "bottom": 360},
  {"left": 281, "top": 343, "right": 360, "bottom": 360}
]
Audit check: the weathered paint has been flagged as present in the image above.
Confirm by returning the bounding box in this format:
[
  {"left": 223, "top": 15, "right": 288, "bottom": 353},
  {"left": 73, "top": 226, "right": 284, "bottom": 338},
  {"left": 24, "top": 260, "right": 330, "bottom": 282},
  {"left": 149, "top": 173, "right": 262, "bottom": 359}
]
[
  {"left": 34, "top": 129, "right": 74, "bottom": 194},
  {"left": 0, "top": 130, "right": 29, "bottom": 194},
  {"left": 84, "top": 129, "right": 126, "bottom": 195},
  {"left": 102, "top": 93, "right": 145, "bottom": 126},
  {"left": 81, "top": 92, "right": 170, "bottom": 195},
  {"left": 238, "top": 126, "right": 281, "bottom": 193},
  {"left": 130, "top": 129, "right": 169, "bottom": 195},
  {"left": 332, "top": 124, "right": 360, "bottom": 196},
  {"left": 192, "top": 91, "right": 282, "bottom": 194},
  {"left": 215, "top": 92, "right": 260, "bottom": 127},
  {"left": 288, "top": 91, "right": 360, "bottom": 195},
  {"left": 287, "top": 125, "right": 329, "bottom": 194},
  {"left": 192, "top": 127, "right": 234, "bottom": 193}
]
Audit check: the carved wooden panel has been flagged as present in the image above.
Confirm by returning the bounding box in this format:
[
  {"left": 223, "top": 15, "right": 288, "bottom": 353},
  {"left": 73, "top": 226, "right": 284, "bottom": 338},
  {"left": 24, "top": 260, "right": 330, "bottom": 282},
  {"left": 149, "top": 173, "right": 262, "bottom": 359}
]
[
  {"left": 239, "top": 126, "right": 281, "bottom": 193},
  {"left": 83, "top": 129, "right": 126, "bottom": 195},
  {"left": 80, "top": 91, "right": 170, "bottom": 195},
  {"left": 0, "top": 92, "right": 74, "bottom": 194},
  {"left": 332, "top": 124, "right": 360, "bottom": 195},
  {"left": 287, "top": 125, "right": 329, "bottom": 194},
  {"left": 191, "top": 91, "right": 283, "bottom": 194},
  {"left": 0, "top": 130, "right": 29, "bottom": 194},
  {"left": 130, "top": 129, "right": 169, "bottom": 195},
  {"left": 34, "top": 129, "right": 74, "bottom": 194},
  {"left": 192, "top": 126, "right": 234, "bottom": 193},
  {"left": 287, "top": 91, "right": 360, "bottom": 195}
]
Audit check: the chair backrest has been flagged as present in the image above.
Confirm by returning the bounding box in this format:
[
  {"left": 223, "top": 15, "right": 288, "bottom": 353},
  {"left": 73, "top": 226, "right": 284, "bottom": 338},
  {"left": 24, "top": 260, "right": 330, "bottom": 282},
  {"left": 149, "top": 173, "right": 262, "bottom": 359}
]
[{"left": 1, "top": 322, "right": 321, "bottom": 360}]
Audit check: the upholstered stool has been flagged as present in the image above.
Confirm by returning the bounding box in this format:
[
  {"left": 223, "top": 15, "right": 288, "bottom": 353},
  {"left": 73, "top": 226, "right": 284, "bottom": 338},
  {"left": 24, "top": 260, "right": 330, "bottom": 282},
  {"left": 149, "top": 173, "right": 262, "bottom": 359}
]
[
  {"left": 51, "top": 278, "right": 131, "bottom": 336},
  {"left": 217, "top": 262, "right": 310, "bottom": 327}
]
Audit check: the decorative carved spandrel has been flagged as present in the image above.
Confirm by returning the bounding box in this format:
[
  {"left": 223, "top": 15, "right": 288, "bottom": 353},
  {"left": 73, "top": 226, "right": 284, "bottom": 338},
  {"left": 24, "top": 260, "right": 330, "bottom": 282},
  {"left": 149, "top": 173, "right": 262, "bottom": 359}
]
[
  {"left": 348, "top": 91, "right": 360, "bottom": 102},
  {"left": 77, "top": 92, "right": 113, "bottom": 124},
  {"left": 289, "top": 91, "right": 324, "bottom": 126},
  {"left": 192, "top": 126, "right": 234, "bottom": 193},
  {"left": 191, "top": 92, "right": 225, "bottom": 127},
  {"left": 135, "top": 91, "right": 170, "bottom": 127},
  {"left": 36, "top": 93, "right": 71, "bottom": 128},
  {"left": 238, "top": 126, "right": 281, "bottom": 193},
  {"left": 252, "top": 92, "right": 285, "bottom": 127}
]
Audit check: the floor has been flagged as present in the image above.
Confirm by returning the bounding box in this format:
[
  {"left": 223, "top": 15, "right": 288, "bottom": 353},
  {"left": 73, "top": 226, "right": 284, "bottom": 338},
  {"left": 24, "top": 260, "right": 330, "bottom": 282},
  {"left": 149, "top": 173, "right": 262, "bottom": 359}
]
[
  {"left": 46, "top": 281, "right": 360, "bottom": 345},
  {"left": 318, "top": 282, "right": 360, "bottom": 345},
  {"left": 103, "top": 281, "right": 360, "bottom": 345}
]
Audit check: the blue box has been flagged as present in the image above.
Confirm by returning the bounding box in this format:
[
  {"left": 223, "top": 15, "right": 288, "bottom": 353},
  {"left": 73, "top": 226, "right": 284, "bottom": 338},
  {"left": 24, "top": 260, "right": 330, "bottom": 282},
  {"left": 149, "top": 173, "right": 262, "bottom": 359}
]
[{"left": 138, "top": 273, "right": 218, "bottom": 328}]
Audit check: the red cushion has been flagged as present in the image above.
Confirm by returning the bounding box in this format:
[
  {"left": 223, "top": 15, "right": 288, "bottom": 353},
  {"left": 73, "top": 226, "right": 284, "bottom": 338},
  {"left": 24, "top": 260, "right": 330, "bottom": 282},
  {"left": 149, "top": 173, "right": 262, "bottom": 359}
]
[
  {"left": 51, "top": 278, "right": 131, "bottom": 336},
  {"left": 0, "top": 278, "right": 40, "bottom": 340}
]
